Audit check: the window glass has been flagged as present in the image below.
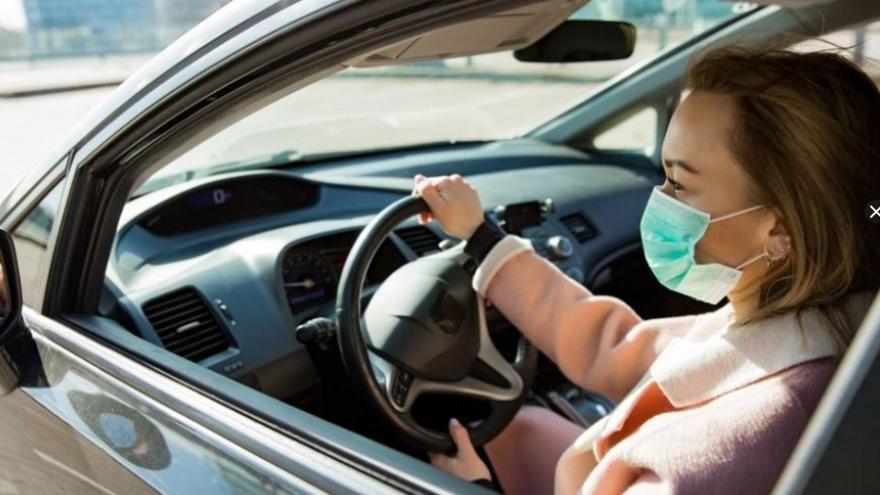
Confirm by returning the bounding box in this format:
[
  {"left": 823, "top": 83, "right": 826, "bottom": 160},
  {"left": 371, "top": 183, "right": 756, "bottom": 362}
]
[
  {"left": 134, "top": 1, "right": 761, "bottom": 197},
  {"left": 13, "top": 181, "right": 63, "bottom": 307},
  {"left": 593, "top": 106, "right": 658, "bottom": 153}
]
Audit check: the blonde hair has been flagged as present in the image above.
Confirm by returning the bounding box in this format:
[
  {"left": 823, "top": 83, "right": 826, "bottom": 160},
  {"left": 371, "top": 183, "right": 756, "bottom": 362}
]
[{"left": 684, "top": 41, "right": 880, "bottom": 352}]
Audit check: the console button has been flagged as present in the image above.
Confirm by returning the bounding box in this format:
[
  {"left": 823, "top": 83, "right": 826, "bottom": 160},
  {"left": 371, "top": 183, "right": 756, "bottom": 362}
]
[
  {"left": 392, "top": 370, "right": 413, "bottom": 407},
  {"left": 546, "top": 235, "right": 574, "bottom": 260}
]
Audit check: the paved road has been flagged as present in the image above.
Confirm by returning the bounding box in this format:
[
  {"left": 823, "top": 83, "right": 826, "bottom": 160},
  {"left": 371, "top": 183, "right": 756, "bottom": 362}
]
[{"left": 0, "top": 87, "right": 116, "bottom": 199}]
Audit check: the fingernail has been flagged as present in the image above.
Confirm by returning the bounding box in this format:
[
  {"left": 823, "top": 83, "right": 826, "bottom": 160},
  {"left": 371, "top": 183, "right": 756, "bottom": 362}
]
[{"left": 450, "top": 418, "right": 460, "bottom": 428}]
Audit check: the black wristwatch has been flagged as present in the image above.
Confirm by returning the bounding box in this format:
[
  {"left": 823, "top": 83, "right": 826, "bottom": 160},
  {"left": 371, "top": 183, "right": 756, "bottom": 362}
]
[{"left": 463, "top": 214, "right": 506, "bottom": 264}]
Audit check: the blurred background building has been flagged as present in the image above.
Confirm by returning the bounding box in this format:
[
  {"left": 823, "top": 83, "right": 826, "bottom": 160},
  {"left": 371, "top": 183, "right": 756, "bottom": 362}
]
[{"left": 1, "top": 0, "right": 230, "bottom": 60}]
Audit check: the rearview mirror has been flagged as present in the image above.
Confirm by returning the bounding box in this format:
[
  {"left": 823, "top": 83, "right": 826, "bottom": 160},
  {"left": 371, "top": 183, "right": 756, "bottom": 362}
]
[
  {"left": 0, "top": 229, "right": 24, "bottom": 395},
  {"left": 514, "top": 20, "right": 636, "bottom": 63}
]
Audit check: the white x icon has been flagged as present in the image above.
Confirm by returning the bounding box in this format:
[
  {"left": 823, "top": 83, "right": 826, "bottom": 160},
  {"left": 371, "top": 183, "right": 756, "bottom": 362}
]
[{"left": 872, "top": 205, "right": 880, "bottom": 219}]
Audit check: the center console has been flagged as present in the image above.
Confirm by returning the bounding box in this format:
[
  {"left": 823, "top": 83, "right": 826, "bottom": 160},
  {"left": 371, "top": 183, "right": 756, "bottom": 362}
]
[{"left": 490, "top": 198, "right": 586, "bottom": 284}]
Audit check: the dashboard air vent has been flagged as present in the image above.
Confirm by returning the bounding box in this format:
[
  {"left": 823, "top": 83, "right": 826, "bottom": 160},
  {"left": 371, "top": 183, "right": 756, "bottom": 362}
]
[
  {"left": 396, "top": 226, "right": 441, "bottom": 256},
  {"left": 142, "top": 288, "right": 232, "bottom": 362},
  {"left": 560, "top": 212, "right": 598, "bottom": 243}
]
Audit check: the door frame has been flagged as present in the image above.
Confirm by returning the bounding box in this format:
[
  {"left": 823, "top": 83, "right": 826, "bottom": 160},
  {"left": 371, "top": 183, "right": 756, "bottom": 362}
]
[{"left": 773, "top": 291, "right": 880, "bottom": 493}]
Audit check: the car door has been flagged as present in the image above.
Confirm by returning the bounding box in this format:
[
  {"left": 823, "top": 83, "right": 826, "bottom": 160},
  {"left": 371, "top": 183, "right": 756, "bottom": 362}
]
[
  {"left": 0, "top": 214, "right": 156, "bottom": 494},
  {"left": 0, "top": 228, "right": 403, "bottom": 494}
]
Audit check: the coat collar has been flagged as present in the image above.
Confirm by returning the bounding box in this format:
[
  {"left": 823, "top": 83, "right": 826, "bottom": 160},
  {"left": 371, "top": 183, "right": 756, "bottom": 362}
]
[{"left": 649, "top": 291, "right": 875, "bottom": 408}]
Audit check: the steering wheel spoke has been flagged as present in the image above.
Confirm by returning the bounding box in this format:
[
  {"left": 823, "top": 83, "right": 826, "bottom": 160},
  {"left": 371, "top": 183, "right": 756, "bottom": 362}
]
[{"left": 368, "top": 350, "right": 418, "bottom": 413}]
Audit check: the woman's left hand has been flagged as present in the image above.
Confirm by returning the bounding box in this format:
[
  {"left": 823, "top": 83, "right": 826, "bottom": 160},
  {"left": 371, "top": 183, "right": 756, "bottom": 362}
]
[{"left": 428, "top": 418, "right": 492, "bottom": 482}]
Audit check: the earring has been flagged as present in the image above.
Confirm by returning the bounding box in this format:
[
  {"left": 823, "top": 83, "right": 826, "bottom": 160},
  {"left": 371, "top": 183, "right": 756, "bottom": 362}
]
[
  {"left": 765, "top": 237, "right": 792, "bottom": 267},
  {"left": 766, "top": 249, "right": 789, "bottom": 267}
]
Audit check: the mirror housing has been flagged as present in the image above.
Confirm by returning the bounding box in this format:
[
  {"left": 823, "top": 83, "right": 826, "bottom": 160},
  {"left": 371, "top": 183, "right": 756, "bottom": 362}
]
[
  {"left": 514, "top": 20, "right": 636, "bottom": 63},
  {"left": 0, "top": 229, "right": 24, "bottom": 395}
]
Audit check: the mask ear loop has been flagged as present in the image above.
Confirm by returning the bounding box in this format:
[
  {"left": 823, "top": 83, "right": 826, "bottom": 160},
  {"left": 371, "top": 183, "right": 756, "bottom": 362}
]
[
  {"left": 712, "top": 203, "right": 772, "bottom": 271},
  {"left": 735, "top": 250, "right": 770, "bottom": 270},
  {"left": 708, "top": 203, "right": 767, "bottom": 223}
]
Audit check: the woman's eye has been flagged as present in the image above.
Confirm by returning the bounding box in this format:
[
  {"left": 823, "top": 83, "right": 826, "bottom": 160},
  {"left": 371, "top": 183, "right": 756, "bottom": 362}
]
[{"left": 665, "top": 177, "right": 684, "bottom": 192}]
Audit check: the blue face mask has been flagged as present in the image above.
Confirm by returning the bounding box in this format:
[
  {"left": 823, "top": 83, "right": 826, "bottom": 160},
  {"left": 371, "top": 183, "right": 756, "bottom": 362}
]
[{"left": 639, "top": 185, "right": 768, "bottom": 304}]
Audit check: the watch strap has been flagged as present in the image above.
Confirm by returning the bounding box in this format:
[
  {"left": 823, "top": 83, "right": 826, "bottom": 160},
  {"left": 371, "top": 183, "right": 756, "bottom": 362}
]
[{"left": 464, "top": 214, "right": 506, "bottom": 264}]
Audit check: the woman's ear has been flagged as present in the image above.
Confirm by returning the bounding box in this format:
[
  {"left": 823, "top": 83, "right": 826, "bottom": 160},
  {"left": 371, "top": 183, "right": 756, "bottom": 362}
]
[{"left": 765, "top": 209, "right": 792, "bottom": 262}]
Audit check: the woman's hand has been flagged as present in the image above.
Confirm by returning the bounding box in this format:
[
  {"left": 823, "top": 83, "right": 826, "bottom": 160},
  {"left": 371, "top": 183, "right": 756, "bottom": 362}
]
[
  {"left": 412, "top": 174, "right": 484, "bottom": 240},
  {"left": 428, "top": 418, "right": 492, "bottom": 482}
]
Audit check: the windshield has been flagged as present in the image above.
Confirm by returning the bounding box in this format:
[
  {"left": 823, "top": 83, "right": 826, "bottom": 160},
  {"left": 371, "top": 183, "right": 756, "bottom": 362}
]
[{"left": 139, "top": 0, "right": 759, "bottom": 195}]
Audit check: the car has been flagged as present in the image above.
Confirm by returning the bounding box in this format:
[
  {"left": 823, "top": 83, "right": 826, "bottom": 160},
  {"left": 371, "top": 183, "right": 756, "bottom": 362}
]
[{"left": 0, "top": 0, "right": 878, "bottom": 493}]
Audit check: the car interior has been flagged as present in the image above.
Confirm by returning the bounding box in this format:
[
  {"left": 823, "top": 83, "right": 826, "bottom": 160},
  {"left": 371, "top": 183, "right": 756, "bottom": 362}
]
[
  {"left": 22, "top": 0, "right": 876, "bottom": 483},
  {"left": 108, "top": 138, "right": 721, "bottom": 455}
]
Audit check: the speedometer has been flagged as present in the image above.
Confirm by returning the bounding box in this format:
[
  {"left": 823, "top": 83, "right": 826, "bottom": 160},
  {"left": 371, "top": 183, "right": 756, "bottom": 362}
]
[{"left": 282, "top": 251, "right": 337, "bottom": 312}]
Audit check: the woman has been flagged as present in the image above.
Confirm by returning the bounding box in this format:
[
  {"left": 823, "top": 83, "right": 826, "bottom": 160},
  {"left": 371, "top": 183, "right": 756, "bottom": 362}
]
[{"left": 413, "top": 44, "right": 880, "bottom": 494}]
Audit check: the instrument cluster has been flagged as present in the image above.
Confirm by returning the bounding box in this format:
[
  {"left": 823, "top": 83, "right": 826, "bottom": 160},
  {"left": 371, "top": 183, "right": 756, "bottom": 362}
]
[{"left": 281, "top": 231, "right": 407, "bottom": 315}]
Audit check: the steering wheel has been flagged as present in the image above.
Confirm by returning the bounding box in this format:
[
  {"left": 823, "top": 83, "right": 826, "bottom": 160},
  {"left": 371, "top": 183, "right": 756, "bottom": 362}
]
[{"left": 336, "top": 196, "right": 538, "bottom": 453}]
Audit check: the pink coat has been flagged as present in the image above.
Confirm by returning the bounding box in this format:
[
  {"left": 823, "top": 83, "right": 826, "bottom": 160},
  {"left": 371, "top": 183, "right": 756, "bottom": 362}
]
[{"left": 473, "top": 235, "right": 875, "bottom": 494}]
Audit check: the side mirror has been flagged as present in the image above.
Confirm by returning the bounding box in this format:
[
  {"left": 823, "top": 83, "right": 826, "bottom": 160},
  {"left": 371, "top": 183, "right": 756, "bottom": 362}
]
[
  {"left": 0, "top": 229, "right": 24, "bottom": 395},
  {"left": 514, "top": 20, "right": 637, "bottom": 63}
]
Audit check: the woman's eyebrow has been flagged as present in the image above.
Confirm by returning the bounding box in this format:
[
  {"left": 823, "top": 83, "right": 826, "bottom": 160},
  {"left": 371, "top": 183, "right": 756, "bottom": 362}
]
[{"left": 663, "top": 158, "right": 700, "bottom": 175}]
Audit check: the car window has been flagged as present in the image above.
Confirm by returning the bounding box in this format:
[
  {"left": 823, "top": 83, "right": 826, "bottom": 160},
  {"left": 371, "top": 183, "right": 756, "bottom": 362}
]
[
  {"left": 12, "top": 181, "right": 63, "bottom": 308},
  {"left": 592, "top": 106, "right": 659, "bottom": 153},
  {"left": 135, "top": 0, "right": 760, "bottom": 196}
]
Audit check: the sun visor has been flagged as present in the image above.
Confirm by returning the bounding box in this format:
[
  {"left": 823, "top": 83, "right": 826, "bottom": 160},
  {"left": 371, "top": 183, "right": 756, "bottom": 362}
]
[{"left": 347, "top": 0, "right": 589, "bottom": 67}]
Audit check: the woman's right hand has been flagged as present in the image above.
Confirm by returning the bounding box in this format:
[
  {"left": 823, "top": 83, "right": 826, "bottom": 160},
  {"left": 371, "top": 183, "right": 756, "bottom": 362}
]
[{"left": 411, "top": 174, "right": 485, "bottom": 240}]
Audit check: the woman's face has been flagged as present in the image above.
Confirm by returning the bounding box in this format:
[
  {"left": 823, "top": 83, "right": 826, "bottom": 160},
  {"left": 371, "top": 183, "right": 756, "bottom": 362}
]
[{"left": 660, "top": 90, "right": 783, "bottom": 291}]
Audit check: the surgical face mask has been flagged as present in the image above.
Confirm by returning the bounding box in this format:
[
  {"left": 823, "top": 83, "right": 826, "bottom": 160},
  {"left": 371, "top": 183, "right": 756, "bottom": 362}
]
[{"left": 639, "top": 185, "right": 768, "bottom": 304}]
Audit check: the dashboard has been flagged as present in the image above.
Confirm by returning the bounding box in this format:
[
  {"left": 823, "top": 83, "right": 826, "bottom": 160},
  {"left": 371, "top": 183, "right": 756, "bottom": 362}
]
[
  {"left": 139, "top": 175, "right": 320, "bottom": 236},
  {"left": 105, "top": 138, "right": 663, "bottom": 401}
]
